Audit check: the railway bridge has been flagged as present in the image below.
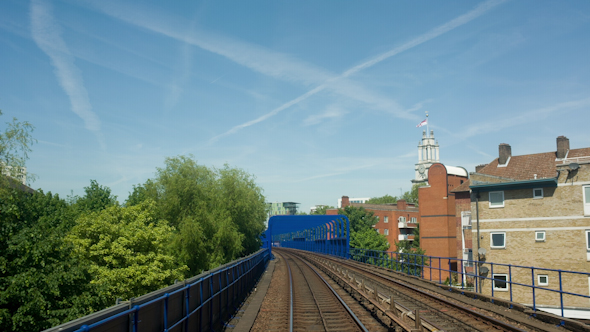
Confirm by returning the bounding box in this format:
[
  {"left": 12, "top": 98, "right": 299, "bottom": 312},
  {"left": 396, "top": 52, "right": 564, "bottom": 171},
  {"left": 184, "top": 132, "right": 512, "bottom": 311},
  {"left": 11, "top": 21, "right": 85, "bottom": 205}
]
[{"left": 47, "top": 215, "right": 590, "bottom": 332}]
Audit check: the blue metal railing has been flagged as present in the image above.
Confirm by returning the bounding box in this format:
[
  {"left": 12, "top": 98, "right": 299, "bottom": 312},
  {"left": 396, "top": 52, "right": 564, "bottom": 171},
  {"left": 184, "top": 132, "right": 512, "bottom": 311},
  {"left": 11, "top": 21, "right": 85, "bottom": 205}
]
[
  {"left": 45, "top": 249, "right": 270, "bottom": 332},
  {"left": 349, "top": 248, "right": 590, "bottom": 322}
]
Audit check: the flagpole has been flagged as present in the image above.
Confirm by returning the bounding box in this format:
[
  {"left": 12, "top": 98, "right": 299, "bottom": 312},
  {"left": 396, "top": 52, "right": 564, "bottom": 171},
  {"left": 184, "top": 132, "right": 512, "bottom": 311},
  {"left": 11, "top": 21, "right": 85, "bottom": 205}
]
[{"left": 426, "top": 111, "right": 429, "bottom": 135}]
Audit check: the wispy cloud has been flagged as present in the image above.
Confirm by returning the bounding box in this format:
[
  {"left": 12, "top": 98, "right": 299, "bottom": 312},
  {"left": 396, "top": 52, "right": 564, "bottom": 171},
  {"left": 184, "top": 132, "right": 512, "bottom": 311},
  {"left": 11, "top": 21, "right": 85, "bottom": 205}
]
[
  {"left": 87, "top": 0, "right": 505, "bottom": 142},
  {"left": 461, "top": 98, "right": 590, "bottom": 138},
  {"left": 303, "top": 104, "right": 348, "bottom": 126},
  {"left": 30, "top": 0, "right": 103, "bottom": 147},
  {"left": 212, "top": 0, "right": 506, "bottom": 141}
]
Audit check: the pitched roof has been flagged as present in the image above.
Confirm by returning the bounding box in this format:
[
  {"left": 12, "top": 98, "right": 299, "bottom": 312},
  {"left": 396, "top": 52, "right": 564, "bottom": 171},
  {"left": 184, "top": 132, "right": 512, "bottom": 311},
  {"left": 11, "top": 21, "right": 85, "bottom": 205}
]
[
  {"left": 474, "top": 147, "right": 590, "bottom": 182},
  {"left": 451, "top": 179, "right": 471, "bottom": 193}
]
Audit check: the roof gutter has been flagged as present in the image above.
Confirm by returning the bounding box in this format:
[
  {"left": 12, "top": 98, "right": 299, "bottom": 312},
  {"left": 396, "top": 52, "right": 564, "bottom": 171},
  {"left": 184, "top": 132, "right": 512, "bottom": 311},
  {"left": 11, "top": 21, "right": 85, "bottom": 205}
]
[{"left": 469, "top": 177, "right": 558, "bottom": 192}]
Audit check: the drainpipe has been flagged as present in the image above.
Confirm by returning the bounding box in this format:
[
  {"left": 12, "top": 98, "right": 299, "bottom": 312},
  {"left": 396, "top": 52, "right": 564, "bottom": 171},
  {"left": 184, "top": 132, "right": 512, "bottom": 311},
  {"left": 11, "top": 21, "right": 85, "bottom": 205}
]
[{"left": 475, "top": 191, "right": 481, "bottom": 293}]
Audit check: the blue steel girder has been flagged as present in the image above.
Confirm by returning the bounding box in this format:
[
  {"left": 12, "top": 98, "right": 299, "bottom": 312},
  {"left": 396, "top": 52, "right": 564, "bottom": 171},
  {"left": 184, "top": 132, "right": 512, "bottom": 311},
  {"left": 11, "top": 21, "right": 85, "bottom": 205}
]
[{"left": 266, "top": 215, "right": 350, "bottom": 258}]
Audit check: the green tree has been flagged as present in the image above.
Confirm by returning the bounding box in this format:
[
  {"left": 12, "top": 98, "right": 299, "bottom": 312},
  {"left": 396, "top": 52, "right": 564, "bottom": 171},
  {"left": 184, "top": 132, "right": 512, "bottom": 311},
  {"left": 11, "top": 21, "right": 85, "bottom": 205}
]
[
  {"left": 142, "top": 156, "right": 265, "bottom": 274},
  {"left": 0, "top": 188, "right": 103, "bottom": 332},
  {"left": 394, "top": 223, "right": 426, "bottom": 275},
  {"left": 217, "top": 165, "right": 267, "bottom": 255},
  {"left": 66, "top": 200, "right": 188, "bottom": 303},
  {"left": 73, "top": 180, "right": 118, "bottom": 214},
  {"left": 0, "top": 111, "right": 36, "bottom": 185},
  {"left": 125, "top": 180, "right": 156, "bottom": 207},
  {"left": 311, "top": 205, "right": 334, "bottom": 215},
  {"left": 405, "top": 183, "right": 425, "bottom": 205},
  {"left": 338, "top": 205, "right": 389, "bottom": 251},
  {"left": 366, "top": 194, "right": 397, "bottom": 204}
]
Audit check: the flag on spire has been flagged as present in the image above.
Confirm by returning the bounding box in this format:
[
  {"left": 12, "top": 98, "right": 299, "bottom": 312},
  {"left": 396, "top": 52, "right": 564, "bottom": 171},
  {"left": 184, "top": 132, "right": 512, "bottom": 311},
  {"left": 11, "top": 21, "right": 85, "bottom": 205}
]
[{"left": 416, "top": 119, "right": 427, "bottom": 128}]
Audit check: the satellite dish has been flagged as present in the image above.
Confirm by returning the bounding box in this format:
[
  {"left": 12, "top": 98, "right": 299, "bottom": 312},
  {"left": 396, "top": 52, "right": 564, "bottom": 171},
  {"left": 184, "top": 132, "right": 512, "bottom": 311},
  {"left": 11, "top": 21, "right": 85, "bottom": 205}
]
[
  {"left": 569, "top": 163, "right": 580, "bottom": 171},
  {"left": 478, "top": 248, "right": 487, "bottom": 255},
  {"left": 479, "top": 266, "right": 489, "bottom": 275}
]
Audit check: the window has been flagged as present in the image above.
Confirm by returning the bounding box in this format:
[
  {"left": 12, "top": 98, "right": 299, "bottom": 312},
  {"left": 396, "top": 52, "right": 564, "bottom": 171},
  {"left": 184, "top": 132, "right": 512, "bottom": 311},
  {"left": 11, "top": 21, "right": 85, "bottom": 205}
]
[
  {"left": 493, "top": 274, "right": 508, "bottom": 291},
  {"left": 533, "top": 188, "right": 543, "bottom": 199},
  {"left": 489, "top": 191, "right": 504, "bottom": 208},
  {"left": 584, "top": 186, "right": 590, "bottom": 215},
  {"left": 384, "top": 229, "right": 389, "bottom": 235},
  {"left": 384, "top": 216, "right": 389, "bottom": 223},
  {"left": 376, "top": 229, "right": 380, "bottom": 234},
  {"left": 586, "top": 230, "right": 590, "bottom": 251},
  {"left": 376, "top": 216, "right": 380, "bottom": 222},
  {"left": 411, "top": 217, "right": 417, "bottom": 223},
  {"left": 535, "top": 231, "right": 545, "bottom": 242},
  {"left": 538, "top": 275, "right": 549, "bottom": 286},
  {"left": 399, "top": 216, "right": 406, "bottom": 223},
  {"left": 491, "top": 232, "right": 506, "bottom": 249}
]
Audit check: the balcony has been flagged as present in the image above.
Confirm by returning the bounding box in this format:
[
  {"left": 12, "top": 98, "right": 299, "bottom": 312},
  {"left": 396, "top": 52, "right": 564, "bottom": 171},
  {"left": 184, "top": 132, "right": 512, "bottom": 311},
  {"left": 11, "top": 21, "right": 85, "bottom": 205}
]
[
  {"left": 398, "top": 221, "right": 418, "bottom": 229},
  {"left": 398, "top": 234, "right": 415, "bottom": 241}
]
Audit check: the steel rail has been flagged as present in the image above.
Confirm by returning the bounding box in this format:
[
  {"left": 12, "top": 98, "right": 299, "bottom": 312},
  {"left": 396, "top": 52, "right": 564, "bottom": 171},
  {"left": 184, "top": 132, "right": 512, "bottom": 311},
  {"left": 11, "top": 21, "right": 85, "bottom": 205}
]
[
  {"left": 275, "top": 252, "right": 294, "bottom": 332},
  {"left": 280, "top": 250, "right": 370, "bottom": 332},
  {"left": 323, "top": 253, "right": 530, "bottom": 332}
]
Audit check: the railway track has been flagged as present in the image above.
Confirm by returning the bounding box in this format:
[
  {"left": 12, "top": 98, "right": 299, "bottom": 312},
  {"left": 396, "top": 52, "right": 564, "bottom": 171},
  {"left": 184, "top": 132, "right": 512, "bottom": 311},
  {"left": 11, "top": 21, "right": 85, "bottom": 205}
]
[
  {"left": 289, "top": 249, "right": 573, "bottom": 332},
  {"left": 251, "top": 249, "right": 389, "bottom": 332}
]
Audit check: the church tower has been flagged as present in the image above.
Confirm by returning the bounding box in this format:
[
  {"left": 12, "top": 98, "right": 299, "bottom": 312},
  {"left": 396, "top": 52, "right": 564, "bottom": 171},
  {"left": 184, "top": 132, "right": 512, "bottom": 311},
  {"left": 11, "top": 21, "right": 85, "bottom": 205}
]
[{"left": 412, "top": 129, "right": 439, "bottom": 185}]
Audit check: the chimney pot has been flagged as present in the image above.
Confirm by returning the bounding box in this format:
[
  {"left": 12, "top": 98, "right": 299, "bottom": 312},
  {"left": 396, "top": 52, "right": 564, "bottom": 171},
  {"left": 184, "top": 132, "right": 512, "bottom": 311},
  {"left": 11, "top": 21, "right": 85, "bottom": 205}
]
[{"left": 499, "top": 143, "right": 512, "bottom": 165}]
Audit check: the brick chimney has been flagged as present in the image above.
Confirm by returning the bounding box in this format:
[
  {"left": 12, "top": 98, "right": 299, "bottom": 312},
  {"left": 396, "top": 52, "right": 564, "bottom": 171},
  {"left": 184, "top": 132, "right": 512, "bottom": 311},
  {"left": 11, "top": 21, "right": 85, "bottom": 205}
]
[
  {"left": 341, "top": 196, "right": 350, "bottom": 208},
  {"left": 475, "top": 164, "right": 487, "bottom": 172},
  {"left": 556, "top": 136, "right": 570, "bottom": 159},
  {"left": 498, "top": 143, "right": 511, "bottom": 165},
  {"left": 397, "top": 199, "right": 407, "bottom": 210}
]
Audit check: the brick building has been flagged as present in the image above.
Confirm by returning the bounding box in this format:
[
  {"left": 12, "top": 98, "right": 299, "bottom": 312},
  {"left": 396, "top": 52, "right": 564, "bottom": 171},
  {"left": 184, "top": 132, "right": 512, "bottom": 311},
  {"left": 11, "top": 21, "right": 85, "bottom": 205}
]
[
  {"left": 418, "top": 163, "right": 469, "bottom": 280},
  {"left": 457, "top": 136, "right": 590, "bottom": 314},
  {"left": 327, "top": 196, "right": 420, "bottom": 251}
]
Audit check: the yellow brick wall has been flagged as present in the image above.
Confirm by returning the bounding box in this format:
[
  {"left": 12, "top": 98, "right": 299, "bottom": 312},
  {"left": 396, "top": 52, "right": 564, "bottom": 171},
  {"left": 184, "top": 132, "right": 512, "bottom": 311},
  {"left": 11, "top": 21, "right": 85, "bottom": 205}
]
[{"left": 470, "top": 164, "right": 590, "bottom": 307}]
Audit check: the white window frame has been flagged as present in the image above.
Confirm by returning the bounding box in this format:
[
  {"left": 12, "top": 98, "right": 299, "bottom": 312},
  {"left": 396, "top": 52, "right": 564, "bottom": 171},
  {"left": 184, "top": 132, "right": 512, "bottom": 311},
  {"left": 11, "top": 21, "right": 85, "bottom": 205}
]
[
  {"left": 411, "top": 217, "right": 417, "bottom": 223},
  {"left": 489, "top": 191, "right": 505, "bottom": 208},
  {"left": 537, "top": 275, "right": 549, "bottom": 286},
  {"left": 376, "top": 229, "right": 380, "bottom": 234},
  {"left": 535, "top": 231, "right": 546, "bottom": 242},
  {"left": 384, "top": 216, "right": 389, "bottom": 223},
  {"left": 586, "top": 230, "right": 590, "bottom": 251},
  {"left": 490, "top": 232, "right": 506, "bottom": 249},
  {"left": 584, "top": 186, "right": 590, "bottom": 216},
  {"left": 492, "top": 274, "right": 509, "bottom": 291},
  {"left": 376, "top": 216, "right": 380, "bottom": 223},
  {"left": 399, "top": 216, "right": 406, "bottom": 223},
  {"left": 533, "top": 188, "right": 543, "bottom": 199},
  {"left": 384, "top": 229, "right": 389, "bottom": 236}
]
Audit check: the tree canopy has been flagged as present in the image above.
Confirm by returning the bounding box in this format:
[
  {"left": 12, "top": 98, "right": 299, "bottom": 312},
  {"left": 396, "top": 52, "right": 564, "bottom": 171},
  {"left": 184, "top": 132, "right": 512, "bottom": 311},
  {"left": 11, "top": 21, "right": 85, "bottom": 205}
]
[
  {"left": 0, "top": 111, "right": 36, "bottom": 184},
  {"left": 337, "top": 205, "right": 389, "bottom": 251}
]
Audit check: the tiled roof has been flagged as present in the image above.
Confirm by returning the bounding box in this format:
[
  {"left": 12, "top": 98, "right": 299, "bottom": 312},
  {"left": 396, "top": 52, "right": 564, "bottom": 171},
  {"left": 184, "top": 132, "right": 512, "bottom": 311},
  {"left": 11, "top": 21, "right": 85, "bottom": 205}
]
[
  {"left": 451, "top": 179, "right": 471, "bottom": 193},
  {"left": 475, "top": 147, "right": 590, "bottom": 181}
]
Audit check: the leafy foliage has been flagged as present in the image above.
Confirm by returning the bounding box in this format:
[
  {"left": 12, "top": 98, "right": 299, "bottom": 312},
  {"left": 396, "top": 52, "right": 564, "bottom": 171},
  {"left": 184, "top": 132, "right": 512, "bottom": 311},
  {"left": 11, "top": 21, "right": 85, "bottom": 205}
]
[
  {"left": 0, "top": 188, "right": 102, "bottom": 332},
  {"left": 337, "top": 205, "right": 389, "bottom": 251},
  {"left": 136, "top": 156, "right": 266, "bottom": 274},
  {"left": 311, "top": 205, "right": 334, "bottom": 215},
  {"left": 0, "top": 111, "right": 36, "bottom": 184},
  {"left": 72, "top": 180, "right": 118, "bottom": 214},
  {"left": 366, "top": 194, "right": 397, "bottom": 204},
  {"left": 366, "top": 183, "right": 425, "bottom": 206},
  {"left": 66, "top": 201, "right": 188, "bottom": 302}
]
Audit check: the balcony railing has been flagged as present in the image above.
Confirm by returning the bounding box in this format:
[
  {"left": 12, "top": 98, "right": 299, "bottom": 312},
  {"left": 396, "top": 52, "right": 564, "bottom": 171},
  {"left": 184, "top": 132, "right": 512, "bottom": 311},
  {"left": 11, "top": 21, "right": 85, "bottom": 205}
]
[{"left": 398, "top": 234, "right": 415, "bottom": 241}]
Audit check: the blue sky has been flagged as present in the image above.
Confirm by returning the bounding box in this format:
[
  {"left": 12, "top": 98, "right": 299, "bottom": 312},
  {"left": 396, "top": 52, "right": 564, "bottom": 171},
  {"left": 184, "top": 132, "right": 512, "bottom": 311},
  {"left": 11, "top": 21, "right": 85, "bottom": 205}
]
[{"left": 1, "top": 0, "right": 589, "bottom": 212}]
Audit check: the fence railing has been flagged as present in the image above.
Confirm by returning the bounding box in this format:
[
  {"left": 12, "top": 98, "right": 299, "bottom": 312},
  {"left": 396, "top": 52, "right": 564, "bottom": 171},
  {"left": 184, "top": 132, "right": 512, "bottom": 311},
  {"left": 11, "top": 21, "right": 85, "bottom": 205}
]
[
  {"left": 350, "top": 248, "right": 590, "bottom": 321},
  {"left": 45, "top": 249, "right": 270, "bottom": 332}
]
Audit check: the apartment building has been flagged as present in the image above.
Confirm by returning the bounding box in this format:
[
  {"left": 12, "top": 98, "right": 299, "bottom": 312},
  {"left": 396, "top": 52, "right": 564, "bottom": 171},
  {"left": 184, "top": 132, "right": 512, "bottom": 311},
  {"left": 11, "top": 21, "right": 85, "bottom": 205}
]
[
  {"left": 327, "top": 196, "right": 420, "bottom": 251},
  {"left": 463, "top": 136, "right": 590, "bottom": 311}
]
